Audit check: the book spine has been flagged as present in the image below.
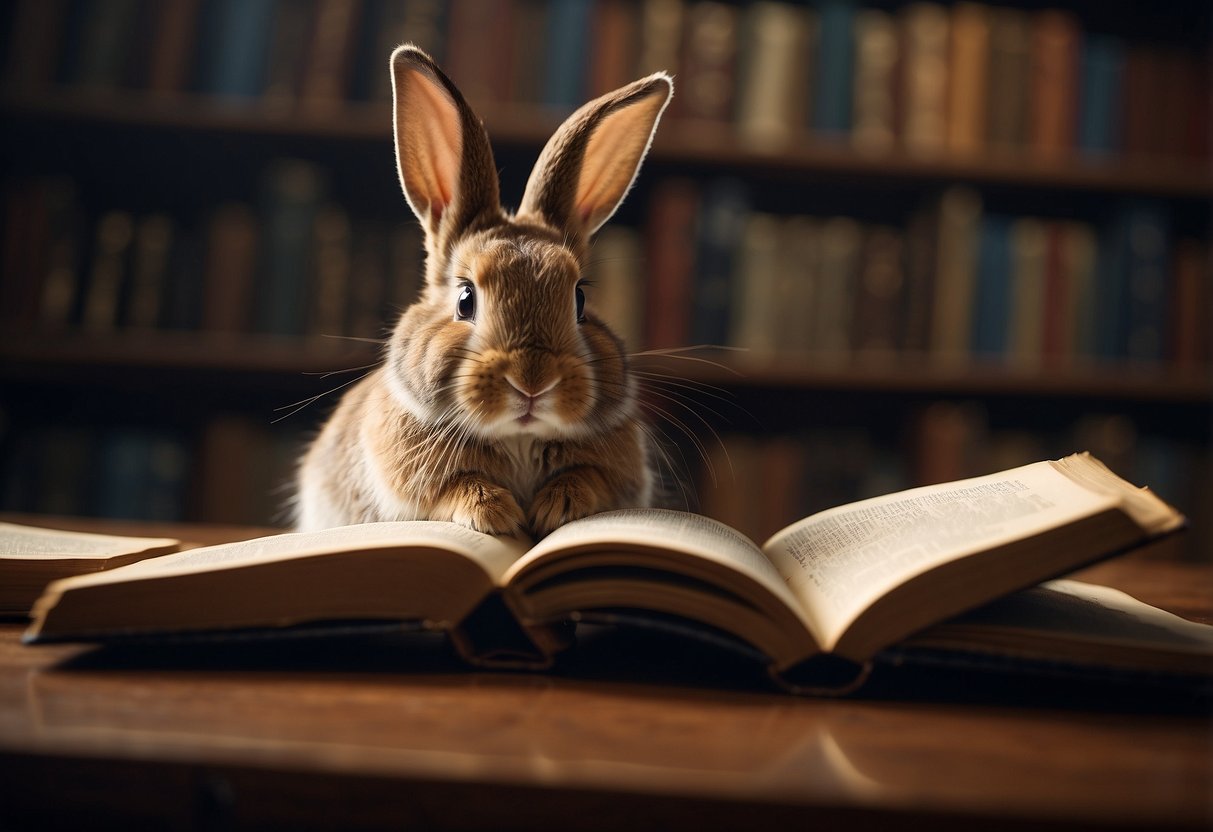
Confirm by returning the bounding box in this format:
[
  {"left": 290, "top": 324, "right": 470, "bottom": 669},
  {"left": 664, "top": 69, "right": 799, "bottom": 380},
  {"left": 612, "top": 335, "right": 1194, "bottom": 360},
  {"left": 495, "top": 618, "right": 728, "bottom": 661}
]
[
  {"left": 261, "top": 0, "right": 314, "bottom": 109},
  {"left": 588, "top": 0, "right": 638, "bottom": 97},
  {"left": 201, "top": 0, "right": 275, "bottom": 98},
  {"left": 299, "top": 0, "right": 363, "bottom": 112},
  {"left": 851, "top": 225, "right": 905, "bottom": 361},
  {"left": 643, "top": 178, "right": 700, "bottom": 350},
  {"left": 1122, "top": 203, "right": 1171, "bottom": 364},
  {"left": 945, "top": 2, "right": 991, "bottom": 155},
  {"left": 308, "top": 203, "right": 353, "bottom": 340},
  {"left": 543, "top": 0, "right": 593, "bottom": 109},
  {"left": 583, "top": 226, "right": 644, "bottom": 352},
  {"left": 1077, "top": 34, "right": 1125, "bottom": 157},
  {"left": 145, "top": 0, "right": 203, "bottom": 96},
  {"left": 81, "top": 210, "right": 135, "bottom": 333},
  {"left": 1063, "top": 221, "right": 1099, "bottom": 365},
  {"left": 124, "top": 214, "right": 175, "bottom": 330},
  {"left": 774, "top": 216, "right": 820, "bottom": 356},
  {"left": 851, "top": 8, "right": 896, "bottom": 152},
  {"left": 812, "top": 0, "right": 857, "bottom": 138},
  {"left": 201, "top": 202, "right": 259, "bottom": 335},
  {"left": 1008, "top": 217, "right": 1046, "bottom": 370},
  {"left": 1027, "top": 10, "right": 1081, "bottom": 161},
  {"left": 930, "top": 187, "right": 982, "bottom": 363},
  {"left": 735, "top": 1, "right": 811, "bottom": 149},
  {"left": 970, "top": 215, "right": 1012, "bottom": 360},
  {"left": 690, "top": 179, "right": 749, "bottom": 347},
  {"left": 812, "top": 216, "right": 862, "bottom": 358},
  {"left": 899, "top": 2, "right": 949, "bottom": 156},
  {"left": 254, "top": 161, "right": 326, "bottom": 338},
  {"left": 1169, "top": 239, "right": 1211, "bottom": 369},
  {"left": 984, "top": 7, "right": 1030, "bottom": 153},
  {"left": 676, "top": 1, "right": 739, "bottom": 124},
  {"left": 728, "top": 212, "right": 782, "bottom": 357}
]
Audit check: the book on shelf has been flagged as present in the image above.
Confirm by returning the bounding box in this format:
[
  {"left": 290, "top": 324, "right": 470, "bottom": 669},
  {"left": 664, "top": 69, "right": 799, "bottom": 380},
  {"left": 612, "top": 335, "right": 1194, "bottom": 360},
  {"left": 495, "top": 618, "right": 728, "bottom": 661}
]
[
  {"left": 1, "top": 521, "right": 179, "bottom": 615},
  {"left": 812, "top": 0, "right": 857, "bottom": 138},
  {"left": 675, "top": 1, "right": 739, "bottom": 124},
  {"left": 297, "top": 0, "right": 363, "bottom": 113},
  {"left": 898, "top": 2, "right": 949, "bottom": 156},
  {"left": 945, "top": 2, "right": 990, "bottom": 155},
  {"left": 734, "top": 0, "right": 813, "bottom": 149},
  {"left": 851, "top": 7, "right": 896, "bottom": 152},
  {"left": 1027, "top": 9, "right": 1081, "bottom": 161},
  {"left": 984, "top": 6, "right": 1030, "bottom": 153},
  {"left": 643, "top": 178, "right": 700, "bottom": 350},
  {"left": 23, "top": 453, "right": 1205, "bottom": 694}
]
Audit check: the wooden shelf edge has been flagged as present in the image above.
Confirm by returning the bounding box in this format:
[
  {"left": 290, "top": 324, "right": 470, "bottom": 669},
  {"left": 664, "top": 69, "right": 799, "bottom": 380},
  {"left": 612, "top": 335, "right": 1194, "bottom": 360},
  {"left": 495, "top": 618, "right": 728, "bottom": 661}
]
[
  {"left": 3, "top": 90, "right": 1210, "bottom": 198},
  {"left": 1, "top": 335, "right": 1209, "bottom": 404}
]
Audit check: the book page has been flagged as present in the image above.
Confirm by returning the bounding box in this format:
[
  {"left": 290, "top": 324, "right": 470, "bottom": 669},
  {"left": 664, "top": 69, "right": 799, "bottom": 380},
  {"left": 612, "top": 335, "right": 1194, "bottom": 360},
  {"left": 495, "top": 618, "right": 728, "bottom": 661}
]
[
  {"left": 510, "top": 509, "right": 815, "bottom": 635},
  {"left": 762, "top": 461, "right": 1118, "bottom": 651},
  {"left": 0, "top": 522, "right": 178, "bottom": 560},
  {"left": 53, "top": 521, "right": 529, "bottom": 589}
]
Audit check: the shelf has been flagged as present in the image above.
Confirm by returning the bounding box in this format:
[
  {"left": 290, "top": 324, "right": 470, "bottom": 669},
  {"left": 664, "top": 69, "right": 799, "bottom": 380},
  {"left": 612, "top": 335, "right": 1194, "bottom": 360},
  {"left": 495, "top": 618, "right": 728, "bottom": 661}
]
[
  {"left": 3, "top": 90, "right": 1210, "bottom": 198},
  {"left": 2, "top": 334, "right": 1209, "bottom": 405}
]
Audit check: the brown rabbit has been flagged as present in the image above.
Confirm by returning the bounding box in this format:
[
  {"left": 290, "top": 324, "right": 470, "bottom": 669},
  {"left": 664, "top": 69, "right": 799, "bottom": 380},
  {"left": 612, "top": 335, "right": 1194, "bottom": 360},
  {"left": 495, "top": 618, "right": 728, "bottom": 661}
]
[{"left": 295, "top": 45, "right": 672, "bottom": 537}]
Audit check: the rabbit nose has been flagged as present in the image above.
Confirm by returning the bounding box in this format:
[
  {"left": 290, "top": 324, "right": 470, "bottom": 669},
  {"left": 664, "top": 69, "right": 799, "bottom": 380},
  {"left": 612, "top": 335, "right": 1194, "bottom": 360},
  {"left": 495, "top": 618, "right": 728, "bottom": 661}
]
[{"left": 505, "top": 374, "right": 559, "bottom": 400}]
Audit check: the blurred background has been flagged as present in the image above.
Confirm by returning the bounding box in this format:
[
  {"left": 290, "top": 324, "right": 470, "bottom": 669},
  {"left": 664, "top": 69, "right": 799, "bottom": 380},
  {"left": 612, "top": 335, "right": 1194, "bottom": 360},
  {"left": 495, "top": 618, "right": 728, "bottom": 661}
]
[{"left": 0, "top": 0, "right": 1208, "bottom": 559}]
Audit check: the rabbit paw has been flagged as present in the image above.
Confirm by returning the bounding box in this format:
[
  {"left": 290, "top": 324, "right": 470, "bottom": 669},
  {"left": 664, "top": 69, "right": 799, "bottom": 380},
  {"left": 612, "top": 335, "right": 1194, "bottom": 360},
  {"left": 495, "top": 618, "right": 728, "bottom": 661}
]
[
  {"left": 529, "top": 472, "right": 601, "bottom": 538},
  {"left": 446, "top": 479, "right": 527, "bottom": 536}
]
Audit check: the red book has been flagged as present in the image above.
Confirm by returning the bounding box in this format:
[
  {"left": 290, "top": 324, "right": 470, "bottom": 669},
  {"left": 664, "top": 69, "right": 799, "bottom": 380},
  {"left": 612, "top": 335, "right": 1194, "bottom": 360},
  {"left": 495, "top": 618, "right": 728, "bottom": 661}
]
[{"left": 644, "top": 179, "right": 700, "bottom": 350}]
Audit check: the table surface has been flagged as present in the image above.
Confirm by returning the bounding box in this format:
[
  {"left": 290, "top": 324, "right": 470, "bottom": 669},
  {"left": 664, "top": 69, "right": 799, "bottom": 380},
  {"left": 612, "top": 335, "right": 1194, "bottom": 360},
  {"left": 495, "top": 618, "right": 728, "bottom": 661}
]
[{"left": 1, "top": 516, "right": 1210, "bottom": 831}]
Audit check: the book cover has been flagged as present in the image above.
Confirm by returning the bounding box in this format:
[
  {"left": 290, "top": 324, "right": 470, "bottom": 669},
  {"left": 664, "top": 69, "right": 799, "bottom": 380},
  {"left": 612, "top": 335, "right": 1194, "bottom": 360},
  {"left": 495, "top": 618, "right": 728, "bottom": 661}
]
[
  {"left": 261, "top": 0, "right": 313, "bottom": 109},
  {"left": 812, "top": 0, "right": 857, "bottom": 138},
  {"left": 945, "top": 2, "right": 991, "bottom": 155},
  {"left": 254, "top": 161, "right": 326, "bottom": 337},
  {"left": 196, "top": 0, "right": 274, "bottom": 98},
  {"left": 985, "top": 6, "right": 1030, "bottom": 153},
  {"left": 201, "top": 202, "right": 259, "bottom": 335},
  {"left": 299, "top": 0, "right": 364, "bottom": 112},
  {"left": 898, "top": 2, "right": 949, "bottom": 155},
  {"left": 1008, "top": 217, "right": 1046, "bottom": 370},
  {"left": 969, "top": 215, "right": 1012, "bottom": 360},
  {"left": 675, "top": 1, "right": 739, "bottom": 124},
  {"left": 851, "top": 7, "right": 897, "bottom": 152},
  {"left": 812, "top": 215, "right": 863, "bottom": 358},
  {"left": 588, "top": 0, "right": 639, "bottom": 97},
  {"left": 1169, "top": 239, "right": 1210, "bottom": 369},
  {"left": 851, "top": 225, "right": 905, "bottom": 361},
  {"left": 728, "top": 212, "right": 782, "bottom": 357},
  {"left": 643, "top": 179, "right": 700, "bottom": 349},
  {"left": 543, "top": 0, "right": 593, "bottom": 109},
  {"left": 690, "top": 179, "right": 749, "bottom": 348},
  {"left": 123, "top": 214, "right": 175, "bottom": 330},
  {"left": 1076, "top": 34, "right": 1125, "bottom": 158},
  {"left": 1027, "top": 10, "right": 1081, "bottom": 160},
  {"left": 735, "top": 1, "right": 812, "bottom": 148},
  {"left": 930, "top": 187, "right": 982, "bottom": 363}
]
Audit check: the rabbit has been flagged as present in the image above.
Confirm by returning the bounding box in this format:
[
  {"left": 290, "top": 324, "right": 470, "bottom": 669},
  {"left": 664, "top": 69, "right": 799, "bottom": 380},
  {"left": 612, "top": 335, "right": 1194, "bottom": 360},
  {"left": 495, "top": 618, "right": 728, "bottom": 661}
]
[{"left": 294, "top": 45, "right": 673, "bottom": 538}]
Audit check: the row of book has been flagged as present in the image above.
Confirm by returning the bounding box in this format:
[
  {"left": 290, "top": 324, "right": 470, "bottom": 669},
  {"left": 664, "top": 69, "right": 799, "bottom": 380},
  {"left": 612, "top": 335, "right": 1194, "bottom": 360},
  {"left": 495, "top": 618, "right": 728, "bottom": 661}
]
[
  {"left": 3, "top": 1, "right": 1207, "bottom": 162},
  {"left": 694, "top": 406, "right": 1210, "bottom": 561},
  {"left": 640, "top": 180, "right": 1211, "bottom": 369},
  {"left": 2, "top": 168, "right": 1209, "bottom": 373},
  {"left": 0, "top": 418, "right": 307, "bottom": 526},
  {"left": 0, "top": 165, "right": 425, "bottom": 340},
  {"left": 4, "top": 404, "right": 1205, "bottom": 563}
]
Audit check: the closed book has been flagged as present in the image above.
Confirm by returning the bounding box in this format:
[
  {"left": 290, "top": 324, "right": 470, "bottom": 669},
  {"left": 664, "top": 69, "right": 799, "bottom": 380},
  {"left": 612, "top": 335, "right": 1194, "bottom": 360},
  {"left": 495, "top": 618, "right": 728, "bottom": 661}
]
[
  {"left": 812, "top": 0, "right": 857, "bottom": 137},
  {"left": 774, "top": 216, "right": 820, "bottom": 356},
  {"left": 197, "top": 0, "right": 274, "bottom": 98},
  {"left": 812, "top": 216, "right": 862, "bottom": 359},
  {"left": 851, "top": 8, "right": 897, "bottom": 152},
  {"left": 0, "top": 180, "right": 51, "bottom": 330},
  {"left": 254, "top": 161, "right": 326, "bottom": 337},
  {"left": 676, "top": 1, "right": 739, "bottom": 123},
  {"left": 299, "top": 0, "right": 363, "bottom": 112},
  {"left": 544, "top": 0, "right": 593, "bottom": 109},
  {"left": 644, "top": 178, "right": 700, "bottom": 350},
  {"left": 736, "top": 1, "right": 812, "bottom": 149},
  {"left": 201, "top": 202, "right": 259, "bottom": 335},
  {"left": 69, "top": 0, "right": 140, "bottom": 90},
  {"left": 1062, "top": 222, "right": 1098, "bottom": 365},
  {"left": 1169, "top": 240, "right": 1210, "bottom": 369},
  {"left": 851, "top": 225, "right": 905, "bottom": 361},
  {"left": 508, "top": 0, "right": 548, "bottom": 104},
  {"left": 690, "top": 179, "right": 749, "bottom": 347},
  {"left": 1027, "top": 10, "right": 1081, "bottom": 160},
  {"left": 584, "top": 226, "right": 644, "bottom": 353},
  {"left": 970, "top": 215, "right": 1013, "bottom": 360},
  {"left": 159, "top": 225, "right": 206, "bottom": 331},
  {"left": 1040, "top": 222, "right": 1071, "bottom": 364},
  {"left": 123, "top": 214, "right": 175, "bottom": 330},
  {"left": 945, "top": 2, "right": 990, "bottom": 155},
  {"left": 197, "top": 415, "right": 274, "bottom": 526},
  {"left": 899, "top": 2, "right": 949, "bottom": 155},
  {"left": 446, "top": 0, "right": 513, "bottom": 106},
  {"left": 729, "top": 213, "right": 782, "bottom": 357},
  {"left": 900, "top": 205, "right": 939, "bottom": 358},
  {"left": 308, "top": 204, "right": 353, "bottom": 340},
  {"left": 36, "top": 178, "right": 84, "bottom": 329},
  {"left": 1121, "top": 47, "right": 1163, "bottom": 158},
  {"left": 1076, "top": 34, "right": 1124, "bottom": 158},
  {"left": 637, "top": 0, "right": 684, "bottom": 78},
  {"left": 1007, "top": 218, "right": 1046, "bottom": 370},
  {"left": 81, "top": 211, "right": 135, "bottom": 333},
  {"left": 985, "top": 6, "right": 1030, "bottom": 153},
  {"left": 261, "top": 0, "right": 313, "bottom": 109},
  {"left": 588, "top": 0, "right": 639, "bottom": 97},
  {"left": 145, "top": 0, "right": 202, "bottom": 96},
  {"left": 1121, "top": 203, "right": 1171, "bottom": 364},
  {"left": 3, "top": 0, "right": 67, "bottom": 88},
  {"left": 930, "top": 187, "right": 982, "bottom": 364}
]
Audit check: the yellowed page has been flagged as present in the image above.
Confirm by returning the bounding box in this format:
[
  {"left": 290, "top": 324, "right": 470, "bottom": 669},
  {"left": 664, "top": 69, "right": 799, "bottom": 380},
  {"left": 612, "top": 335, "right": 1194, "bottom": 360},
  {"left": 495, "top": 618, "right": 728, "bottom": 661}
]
[
  {"left": 762, "top": 460, "right": 1121, "bottom": 652},
  {"left": 0, "top": 522, "right": 177, "bottom": 560},
  {"left": 46, "top": 521, "right": 528, "bottom": 591},
  {"left": 509, "top": 509, "right": 820, "bottom": 640}
]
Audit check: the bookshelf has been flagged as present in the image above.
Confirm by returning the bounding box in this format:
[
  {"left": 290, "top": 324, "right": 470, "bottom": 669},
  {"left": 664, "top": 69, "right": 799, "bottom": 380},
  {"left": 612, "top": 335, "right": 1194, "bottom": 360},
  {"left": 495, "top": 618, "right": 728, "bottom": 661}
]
[{"left": 0, "top": 0, "right": 1209, "bottom": 559}]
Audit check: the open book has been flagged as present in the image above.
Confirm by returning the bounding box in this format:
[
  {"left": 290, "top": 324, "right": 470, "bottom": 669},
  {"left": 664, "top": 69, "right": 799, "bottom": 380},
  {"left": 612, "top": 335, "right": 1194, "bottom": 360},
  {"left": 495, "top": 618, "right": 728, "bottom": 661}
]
[
  {"left": 23, "top": 454, "right": 1206, "bottom": 692},
  {"left": 0, "top": 523, "right": 179, "bottom": 615}
]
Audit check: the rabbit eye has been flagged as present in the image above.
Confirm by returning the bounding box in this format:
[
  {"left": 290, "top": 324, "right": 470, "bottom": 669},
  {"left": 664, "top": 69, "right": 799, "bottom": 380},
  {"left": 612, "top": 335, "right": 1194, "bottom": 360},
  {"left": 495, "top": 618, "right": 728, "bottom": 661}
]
[
  {"left": 575, "top": 285, "right": 586, "bottom": 323},
  {"left": 455, "top": 284, "right": 475, "bottom": 321}
]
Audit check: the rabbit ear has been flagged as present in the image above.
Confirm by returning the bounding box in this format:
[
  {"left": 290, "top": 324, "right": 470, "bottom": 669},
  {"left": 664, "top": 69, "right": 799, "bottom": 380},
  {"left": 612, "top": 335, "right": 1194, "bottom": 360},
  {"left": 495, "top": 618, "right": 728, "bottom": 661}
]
[
  {"left": 390, "top": 45, "right": 500, "bottom": 246},
  {"left": 519, "top": 73, "right": 672, "bottom": 248}
]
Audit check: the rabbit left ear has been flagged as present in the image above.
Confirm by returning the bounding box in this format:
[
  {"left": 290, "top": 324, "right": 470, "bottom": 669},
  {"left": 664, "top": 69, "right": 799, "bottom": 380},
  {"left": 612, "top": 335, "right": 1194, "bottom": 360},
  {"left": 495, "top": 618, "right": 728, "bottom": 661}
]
[
  {"left": 390, "top": 45, "right": 501, "bottom": 248},
  {"left": 518, "top": 73, "right": 673, "bottom": 249}
]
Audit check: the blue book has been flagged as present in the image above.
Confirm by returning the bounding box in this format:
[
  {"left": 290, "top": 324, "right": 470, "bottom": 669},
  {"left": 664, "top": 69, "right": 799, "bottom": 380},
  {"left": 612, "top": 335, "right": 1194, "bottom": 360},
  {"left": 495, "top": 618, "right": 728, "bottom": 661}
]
[
  {"left": 690, "top": 179, "right": 750, "bottom": 347},
  {"left": 812, "top": 0, "right": 857, "bottom": 136},
  {"left": 199, "top": 0, "right": 276, "bottom": 98},
  {"left": 255, "top": 160, "right": 326, "bottom": 337},
  {"left": 1077, "top": 34, "right": 1125, "bottom": 157},
  {"left": 544, "top": 0, "right": 592, "bottom": 109},
  {"left": 1095, "top": 201, "right": 1170, "bottom": 362},
  {"left": 971, "top": 216, "right": 1013, "bottom": 359}
]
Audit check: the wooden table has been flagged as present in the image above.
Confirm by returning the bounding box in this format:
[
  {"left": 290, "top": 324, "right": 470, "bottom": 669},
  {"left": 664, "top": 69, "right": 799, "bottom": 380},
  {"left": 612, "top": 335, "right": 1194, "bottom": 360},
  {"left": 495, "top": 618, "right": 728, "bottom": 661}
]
[{"left": 1, "top": 518, "right": 1210, "bottom": 831}]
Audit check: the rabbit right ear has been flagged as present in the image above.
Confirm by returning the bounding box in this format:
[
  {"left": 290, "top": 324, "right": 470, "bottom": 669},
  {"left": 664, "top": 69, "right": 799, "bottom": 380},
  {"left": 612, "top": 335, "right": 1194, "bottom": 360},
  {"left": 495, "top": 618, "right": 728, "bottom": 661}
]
[{"left": 390, "top": 45, "right": 501, "bottom": 249}]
